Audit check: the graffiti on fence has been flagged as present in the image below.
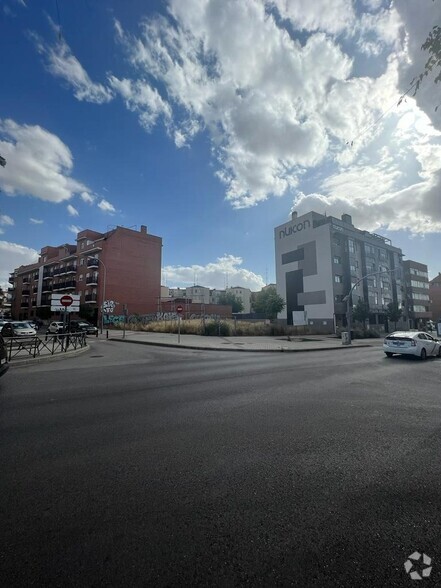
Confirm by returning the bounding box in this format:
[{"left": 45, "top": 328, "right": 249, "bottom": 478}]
[{"left": 103, "top": 312, "right": 223, "bottom": 326}]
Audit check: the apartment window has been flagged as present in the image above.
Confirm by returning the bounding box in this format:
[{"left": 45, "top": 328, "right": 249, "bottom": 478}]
[
  {"left": 81, "top": 242, "right": 85, "bottom": 250},
  {"left": 413, "top": 305, "right": 428, "bottom": 313},
  {"left": 411, "top": 280, "right": 429, "bottom": 289},
  {"left": 374, "top": 293, "right": 378, "bottom": 305},
  {"left": 333, "top": 256, "right": 341, "bottom": 264},
  {"left": 365, "top": 244, "right": 375, "bottom": 256},
  {"left": 350, "top": 263, "right": 357, "bottom": 273},
  {"left": 80, "top": 258, "right": 85, "bottom": 266},
  {"left": 79, "top": 275, "right": 83, "bottom": 282},
  {"left": 348, "top": 239, "right": 355, "bottom": 253},
  {"left": 381, "top": 281, "right": 390, "bottom": 290},
  {"left": 334, "top": 275, "right": 343, "bottom": 283}
]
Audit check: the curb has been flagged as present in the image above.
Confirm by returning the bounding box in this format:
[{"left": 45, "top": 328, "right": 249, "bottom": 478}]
[
  {"left": 8, "top": 344, "right": 90, "bottom": 368},
  {"left": 109, "top": 338, "right": 374, "bottom": 353}
]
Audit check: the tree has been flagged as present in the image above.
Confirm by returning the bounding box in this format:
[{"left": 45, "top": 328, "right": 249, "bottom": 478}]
[
  {"left": 352, "top": 299, "right": 370, "bottom": 325},
  {"left": 410, "top": 0, "right": 441, "bottom": 110},
  {"left": 217, "top": 292, "right": 244, "bottom": 313},
  {"left": 252, "top": 287, "right": 285, "bottom": 320},
  {"left": 386, "top": 302, "right": 402, "bottom": 330}
]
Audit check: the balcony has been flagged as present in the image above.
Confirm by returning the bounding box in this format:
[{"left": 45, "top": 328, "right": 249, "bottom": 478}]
[
  {"left": 43, "top": 272, "right": 53, "bottom": 280},
  {"left": 62, "top": 280, "right": 76, "bottom": 290},
  {"left": 33, "top": 287, "right": 38, "bottom": 294},
  {"left": 87, "top": 258, "right": 99, "bottom": 268},
  {"left": 85, "top": 294, "right": 97, "bottom": 303},
  {"left": 22, "top": 277, "right": 30, "bottom": 285},
  {"left": 7, "top": 287, "right": 14, "bottom": 294},
  {"left": 8, "top": 274, "right": 14, "bottom": 284},
  {"left": 32, "top": 301, "right": 37, "bottom": 307},
  {"left": 52, "top": 268, "right": 62, "bottom": 276},
  {"left": 42, "top": 285, "right": 53, "bottom": 293},
  {"left": 20, "top": 302, "right": 29, "bottom": 308},
  {"left": 86, "top": 276, "right": 98, "bottom": 285},
  {"left": 39, "top": 299, "right": 51, "bottom": 307},
  {"left": 65, "top": 265, "right": 77, "bottom": 274}
]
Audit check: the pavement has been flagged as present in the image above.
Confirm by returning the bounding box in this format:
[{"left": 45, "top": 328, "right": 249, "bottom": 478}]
[
  {"left": 107, "top": 329, "right": 383, "bottom": 352},
  {"left": 5, "top": 330, "right": 384, "bottom": 368}
]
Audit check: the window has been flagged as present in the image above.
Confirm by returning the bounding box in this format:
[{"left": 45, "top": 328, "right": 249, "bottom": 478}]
[
  {"left": 79, "top": 275, "right": 83, "bottom": 281},
  {"left": 374, "top": 293, "right": 378, "bottom": 304},
  {"left": 365, "top": 244, "right": 375, "bottom": 256},
  {"left": 334, "top": 275, "right": 343, "bottom": 283},
  {"left": 350, "top": 263, "right": 357, "bottom": 273},
  {"left": 334, "top": 295, "right": 344, "bottom": 302},
  {"left": 80, "top": 258, "right": 85, "bottom": 266},
  {"left": 413, "top": 305, "right": 429, "bottom": 313},
  {"left": 411, "top": 280, "right": 429, "bottom": 289},
  {"left": 348, "top": 239, "right": 355, "bottom": 253},
  {"left": 333, "top": 256, "right": 341, "bottom": 264},
  {"left": 81, "top": 242, "right": 85, "bottom": 250}
]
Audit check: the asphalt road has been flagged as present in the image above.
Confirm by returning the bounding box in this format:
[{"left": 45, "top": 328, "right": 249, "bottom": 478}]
[{"left": 1, "top": 341, "right": 441, "bottom": 587}]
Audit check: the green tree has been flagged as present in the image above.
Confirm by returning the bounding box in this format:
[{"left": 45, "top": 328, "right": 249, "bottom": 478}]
[
  {"left": 217, "top": 292, "right": 244, "bottom": 313},
  {"left": 386, "top": 302, "right": 402, "bottom": 330},
  {"left": 352, "top": 299, "right": 370, "bottom": 325},
  {"left": 252, "top": 287, "right": 285, "bottom": 320},
  {"left": 410, "top": 0, "right": 441, "bottom": 110}
]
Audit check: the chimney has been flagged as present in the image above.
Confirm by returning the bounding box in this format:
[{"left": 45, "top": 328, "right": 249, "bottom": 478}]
[
  {"left": 291, "top": 211, "right": 298, "bottom": 220},
  {"left": 140, "top": 225, "right": 147, "bottom": 234},
  {"left": 341, "top": 214, "right": 352, "bottom": 225}
]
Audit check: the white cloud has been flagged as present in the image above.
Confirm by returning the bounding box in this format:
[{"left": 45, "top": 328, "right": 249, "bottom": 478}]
[
  {"left": 68, "top": 224, "right": 81, "bottom": 235},
  {"left": 97, "top": 198, "right": 116, "bottom": 214},
  {"left": 0, "top": 240, "right": 38, "bottom": 289},
  {"left": 29, "top": 218, "right": 44, "bottom": 224},
  {"left": 80, "top": 191, "right": 95, "bottom": 204},
  {"left": 33, "top": 32, "right": 113, "bottom": 104},
  {"left": 0, "top": 118, "right": 87, "bottom": 202},
  {"left": 67, "top": 204, "right": 79, "bottom": 216},
  {"left": 270, "top": 0, "right": 356, "bottom": 35},
  {"left": 163, "top": 254, "right": 265, "bottom": 290},
  {"left": 0, "top": 214, "right": 14, "bottom": 226},
  {"left": 108, "top": 75, "right": 171, "bottom": 131}
]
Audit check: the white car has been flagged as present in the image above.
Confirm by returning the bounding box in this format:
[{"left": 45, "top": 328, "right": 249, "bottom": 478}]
[
  {"left": 1, "top": 321, "right": 37, "bottom": 337},
  {"left": 47, "top": 321, "right": 66, "bottom": 334},
  {"left": 384, "top": 331, "right": 441, "bottom": 360}
]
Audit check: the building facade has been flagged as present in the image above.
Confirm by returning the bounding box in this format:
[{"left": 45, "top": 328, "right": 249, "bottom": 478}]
[
  {"left": 275, "top": 211, "right": 405, "bottom": 331},
  {"left": 429, "top": 273, "right": 441, "bottom": 322},
  {"left": 402, "top": 260, "right": 431, "bottom": 329},
  {"left": 9, "top": 225, "right": 162, "bottom": 322}
]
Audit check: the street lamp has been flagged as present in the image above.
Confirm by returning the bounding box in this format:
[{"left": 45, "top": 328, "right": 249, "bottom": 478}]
[
  {"left": 88, "top": 257, "right": 107, "bottom": 334},
  {"left": 343, "top": 267, "right": 401, "bottom": 345}
]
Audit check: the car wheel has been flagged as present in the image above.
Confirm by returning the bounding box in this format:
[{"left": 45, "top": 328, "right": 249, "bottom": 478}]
[
  {"left": 385, "top": 352, "right": 393, "bottom": 358},
  {"left": 420, "top": 348, "right": 427, "bottom": 360}
]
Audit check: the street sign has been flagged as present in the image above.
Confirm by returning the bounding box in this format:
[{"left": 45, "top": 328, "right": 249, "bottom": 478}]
[
  {"left": 176, "top": 304, "right": 183, "bottom": 314},
  {"left": 51, "top": 293, "right": 80, "bottom": 312},
  {"left": 60, "top": 295, "right": 73, "bottom": 307}
]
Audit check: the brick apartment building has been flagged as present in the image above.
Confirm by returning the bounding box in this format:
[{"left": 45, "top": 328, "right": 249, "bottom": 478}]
[
  {"left": 402, "top": 260, "right": 432, "bottom": 329},
  {"left": 429, "top": 273, "right": 441, "bottom": 322},
  {"left": 8, "top": 225, "right": 162, "bottom": 323}
]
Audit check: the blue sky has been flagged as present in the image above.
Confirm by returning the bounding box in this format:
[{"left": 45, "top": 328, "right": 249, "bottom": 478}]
[{"left": 1, "top": 0, "right": 440, "bottom": 290}]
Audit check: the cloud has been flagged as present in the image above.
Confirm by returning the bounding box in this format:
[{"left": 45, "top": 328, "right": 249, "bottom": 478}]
[
  {"left": 108, "top": 75, "right": 171, "bottom": 131},
  {"left": 80, "top": 191, "right": 95, "bottom": 204},
  {"left": 0, "top": 240, "right": 39, "bottom": 289},
  {"left": 68, "top": 224, "right": 81, "bottom": 235},
  {"left": 163, "top": 254, "right": 265, "bottom": 290},
  {"left": 270, "top": 0, "right": 356, "bottom": 35},
  {"left": 0, "top": 214, "right": 14, "bottom": 226},
  {"left": 0, "top": 118, "right": 87, "bottom": 202},
  {"left": 97, "top": 198, "right": 116, "bottom": 213},
  {"left": 29, "top": 218, "right": 44, "bottom": 224},
  {"left": 33, "top": 31, "right": 113, "bottom": 104},
  {"left": 67, "top": 204, "right": 79, "bottom": 216}
]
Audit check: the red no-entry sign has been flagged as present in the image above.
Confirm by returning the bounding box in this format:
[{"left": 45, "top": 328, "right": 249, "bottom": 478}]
[
  {"left": 60, "top": 295, "right": 73, "bottom": 307},
  {"left": 176, "top": 304, "right": 183, "bottom": 314}
]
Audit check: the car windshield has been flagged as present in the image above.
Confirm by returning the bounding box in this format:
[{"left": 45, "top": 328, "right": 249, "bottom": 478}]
[{"left": 14, "top": 323, "right": 31, "bottom": 329}]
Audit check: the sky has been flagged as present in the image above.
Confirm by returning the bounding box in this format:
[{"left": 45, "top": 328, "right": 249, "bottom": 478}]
[{"left": 1, "top": 0, "right": 440, "bottom": 292}]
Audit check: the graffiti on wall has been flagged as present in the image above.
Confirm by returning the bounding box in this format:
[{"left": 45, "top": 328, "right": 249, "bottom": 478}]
[{"left": 103, "top": 312, "right": 223, "bottom": 326}]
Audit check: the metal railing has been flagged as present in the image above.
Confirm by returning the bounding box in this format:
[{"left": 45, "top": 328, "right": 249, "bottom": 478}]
[{"left": 4, "top": 332, "right": 88, "bottom": 361}]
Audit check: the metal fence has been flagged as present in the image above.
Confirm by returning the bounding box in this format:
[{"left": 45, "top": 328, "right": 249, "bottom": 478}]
[{"left": 4, "top": 332, "right": 87, "bottom": 361}]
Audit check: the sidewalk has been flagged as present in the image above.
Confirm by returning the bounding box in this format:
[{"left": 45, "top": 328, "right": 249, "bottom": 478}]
[{"left": 108, "top": 330, "right": 383, "bottom": 352}]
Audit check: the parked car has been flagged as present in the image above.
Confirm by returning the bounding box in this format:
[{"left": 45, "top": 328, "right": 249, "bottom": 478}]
[
  {"left": 47, "top": 321, "right": 67, "bottom": 334},
  {"left": 1, "top": 321, "right": 37, "bottom": 337},
  {"left": 69, "top": 320, "right": 98, "bottom": 335},
  {"left": 0, "top": 334, "right": 9, "bottom": 377},
  {"left": 383, "top": 331, "right": 441, "bottom": 359}
]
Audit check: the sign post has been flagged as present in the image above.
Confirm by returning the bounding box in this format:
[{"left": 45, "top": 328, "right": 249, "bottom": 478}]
[{"left": 176, "top": 304, "right": 183, "bottom": 344}]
